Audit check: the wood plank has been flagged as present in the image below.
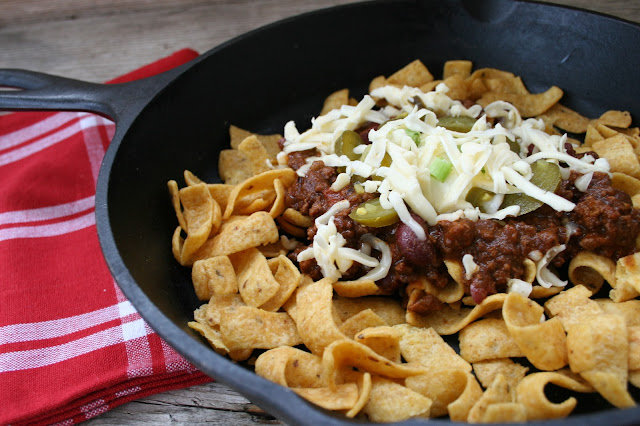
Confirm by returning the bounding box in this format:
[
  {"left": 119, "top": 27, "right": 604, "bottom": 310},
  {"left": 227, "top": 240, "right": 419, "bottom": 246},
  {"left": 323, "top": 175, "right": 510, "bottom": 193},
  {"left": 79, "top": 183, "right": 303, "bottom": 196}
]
[
  {"left": 0, "top": 0, "right": 359, "bottom": 82},
  {"left": 85, "top": 382, "right": 281, "bottom": 425}
]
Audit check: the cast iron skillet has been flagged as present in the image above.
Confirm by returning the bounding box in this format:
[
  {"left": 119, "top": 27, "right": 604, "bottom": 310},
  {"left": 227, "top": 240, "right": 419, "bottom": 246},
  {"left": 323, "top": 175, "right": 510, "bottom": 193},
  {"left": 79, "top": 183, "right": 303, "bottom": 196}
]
[{"left": 2, "top": 0, "right": 640, "bottom": 423}]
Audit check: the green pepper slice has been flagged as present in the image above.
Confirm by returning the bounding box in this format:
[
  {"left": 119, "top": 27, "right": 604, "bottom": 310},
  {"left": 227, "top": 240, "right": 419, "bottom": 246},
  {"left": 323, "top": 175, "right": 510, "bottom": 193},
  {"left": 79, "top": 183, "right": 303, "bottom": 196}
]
[
  {"left": 335, "top": 130, "right": 363, "bottom": 161},
  {"left": 500, "top": 160, "right": 562, "bottom": 215},
  {"left": 360, "top": 145, "right": 392, "bottom": 182},
  {"left": 507, "top": 138, "right": 521, "bottom": 154},
  {"left": 349, "top": 198, "right": 399, "bottom": 227},
  {"left": 437, "top": 115, "right": 477, "bottom": 133},
  {"left": 465, "top": 187, "right": 496, "bottom": 213}
]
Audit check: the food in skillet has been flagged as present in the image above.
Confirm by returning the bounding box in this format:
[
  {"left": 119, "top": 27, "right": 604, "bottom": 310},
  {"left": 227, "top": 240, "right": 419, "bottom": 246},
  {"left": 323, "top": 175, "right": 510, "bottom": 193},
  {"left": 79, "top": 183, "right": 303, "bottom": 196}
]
[{"left": 168, "top": 60, "right": 640, "bottom": 422}]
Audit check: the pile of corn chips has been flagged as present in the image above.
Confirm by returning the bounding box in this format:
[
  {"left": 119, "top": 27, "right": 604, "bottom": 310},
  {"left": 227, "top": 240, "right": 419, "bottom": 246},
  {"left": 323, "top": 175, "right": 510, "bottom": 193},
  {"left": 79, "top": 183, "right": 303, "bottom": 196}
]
[{"left": 168, "top": 60, "right": 640, "bottom": 422}]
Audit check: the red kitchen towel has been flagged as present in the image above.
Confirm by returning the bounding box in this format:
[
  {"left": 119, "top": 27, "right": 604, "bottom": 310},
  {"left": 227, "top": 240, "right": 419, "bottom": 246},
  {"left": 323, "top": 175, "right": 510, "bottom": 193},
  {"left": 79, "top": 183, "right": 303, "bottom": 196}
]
[{"left": 0, "top": 49, "right": 213, "bottom": 426}]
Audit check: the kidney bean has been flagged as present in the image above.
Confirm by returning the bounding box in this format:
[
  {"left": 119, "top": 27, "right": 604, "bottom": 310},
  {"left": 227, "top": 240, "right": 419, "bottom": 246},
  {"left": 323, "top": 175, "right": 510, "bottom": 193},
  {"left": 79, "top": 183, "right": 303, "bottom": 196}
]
[{"left": 396, "top": 216, "right": 437, "bottom": 266}]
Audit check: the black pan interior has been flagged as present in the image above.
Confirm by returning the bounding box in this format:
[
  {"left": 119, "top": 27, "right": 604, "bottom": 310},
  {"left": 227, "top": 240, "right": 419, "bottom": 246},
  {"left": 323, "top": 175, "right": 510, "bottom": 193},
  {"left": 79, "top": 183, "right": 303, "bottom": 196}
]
[{"left": 101, "top": 0, "right": 640, "bottom": 424}]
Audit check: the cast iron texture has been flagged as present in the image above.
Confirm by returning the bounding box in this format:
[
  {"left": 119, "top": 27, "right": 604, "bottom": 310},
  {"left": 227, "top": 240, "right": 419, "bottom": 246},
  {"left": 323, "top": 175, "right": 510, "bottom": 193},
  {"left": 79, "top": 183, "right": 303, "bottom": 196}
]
[{"left": 2, "top": 0, "right": 640, "bottom": 424}]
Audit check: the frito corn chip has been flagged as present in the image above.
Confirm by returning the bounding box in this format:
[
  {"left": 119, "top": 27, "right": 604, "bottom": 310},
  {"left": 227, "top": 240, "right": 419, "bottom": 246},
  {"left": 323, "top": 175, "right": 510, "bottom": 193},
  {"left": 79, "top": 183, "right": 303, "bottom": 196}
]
[
  {"left": 192, "top": 255, "right": 237, "bottom": 300},
  {"left": 395, "top": 324, "right": 471, "bottom": 372},
  {"left": 566, "top": 314, "right": 635, "bottom": 408},
  {"left": 540, "top": 103, "right": 590, "bottom": 134},
  {"left": 194, "top": 304, "right": 252, "bottom": 361},
  {"left": 467, "top": 68, "right": 518, "bottom": 83},
  {"left": 529, "top": 285, "right": 562, "bottom": 299},
  {"left": 544, "top": 285, "right": 603, "bottom": 331},
  {"left": 254, "top": 346, "right": 293, "bottom": 386},
  {"left": 592, "top": 134, "right": 640, "bottom": 179},
  {"left": 612, "top": 172, "right": 640, "bottom": 198},
  {"left": 320, "top": 88, "right": 350, "bottom": 116},
  {"left": 478, "top": 86, "right": 563, "bottom": 117},
  {"left": 345, "top": 372, "right": 372, "bottom": 418},
  {"left": 594, "top": 110, "right": 632, "bottom": 129},
  {"left": 406, "top": 369, "right": 476, "bottom": 418},
  {"left": 447, "top": 372, "right": 485, "bottom": 421},
  {"left": 282, "top": 208, "right": 313, "bottom": 228},
  {"left": 268, "top": 178, "right": 287, "bottom": 218},
  {"left": 363, "top": 376, "right": 432, "bottom": 422},
  {"left": 205, "top": 294, "right": 244, "bottom": 327},
  {"left": 231, "top": 248, "right": 281, "bottom": 308},
  {"left": 236, "top": 135, "right": 271, "bottom": 175},
  {"left": 322, "top": 339, "right": 427, "bottom": 390},
  {"left": 296, "top": 277, "right": 347, "bottom": 355},
  {"left": 332, "top": 296, "right": 406, "bottom": 326},
  {"left": 338, "top": 309, "right": 387, "bottom": 339},
  {"left": 188, "top": 319, "right": 229, "bottom": 356},
  {"left": 234, "top": 191, "right": 276, "bottom": 216},
  {"left": 167, "top": 180, "right": 186, "bottom": 230},
  {"left": 259, "top": 255, "right": 301, "bottom": 311},
  {"left": 172, "top": 183, "right": 215, "bottom": 265},
  {"left": 276, "top": 215, "right": 308, "bottom": 238},
  {"left": 422, "top": 273, "right": 465, "bottom": 304},
  {"left": 229, "top": 125, "right": 282, "bottom": 160},
  {"left": 596, "top": 299, "right": 640, "bottom": 327},
  {"left": 191, "top": 211, "right": 279, "bottom": 262},
  {"left": 441, "top": 74, "right": 468, "bottom": 100},
  {"left": 629, "top": 326, "right": 640, "bottom": 371},
  {"left": 483, "top": 76, "right": 529, "bottom": 95},
  {"left": 443, "top": 60, "right": 472, "bottom": 79},
  {"left": 223, "top": 169, "right": 296, "bottom": 219},
  {"left": 293, "top": 384, "right": 359, "bottom": 410},
  {"left": 483, "top": 402, "right": 527, "bottom": 423},
  {"left": 218, "top": 149, "right": 253, "bottom": 185},
  {"left": 467, "top": 374, "right": 515, "bottom": 423},
  {"left": 407, "top": 293, "right": 506, "bottom": 335},
  {"left": 516, "top": 371, "right": 594, "bottom": 420},
  {"left": 333, "top": 280, "right": 385, "bottom": 297},
  {"left": 229, "top": 125, "right": 255, "bottom": 149},
  {"left": 387, "top": 59, "right": 434, "bottom": 88},
  {"left": 583, "top": 124, "right": 604, "bottom": 146},
  {"left": 220, "top": 305, "right": 301, "bottom": 351},
  {"left": 419, "top": 79, "right": 442, "bottom": 93},
  {"left": 183, "top": 169, "right": 203, "bottom": 186},
  {"left": 459, "top": 318, "right": 524, "bottom": 363},
  {"left": 567, "top": 251, "right": 615, "bottom": 295},
  {"left": 503, "top": 293, "right": 567, "bottom": 370},
  {"left": 615, "top": 253, "right": 640, "bottom": 299},
  {"left": 258, "top": 237, "right": 291, "bottom": 258},
  {"left": 204, "top": 183, "right": 235, "bottom": 213},
  {"left": 596, "top": 123, "right": 620, "bottom": 138},
  {"left": 255, "top": 346, "right": 323, "bottom": 388},
  {"left": 473, "top": 359, "right": 529, "bottom": 393},
  {"left": 354, "top": 326, "right": 401, "bottom": 363}
]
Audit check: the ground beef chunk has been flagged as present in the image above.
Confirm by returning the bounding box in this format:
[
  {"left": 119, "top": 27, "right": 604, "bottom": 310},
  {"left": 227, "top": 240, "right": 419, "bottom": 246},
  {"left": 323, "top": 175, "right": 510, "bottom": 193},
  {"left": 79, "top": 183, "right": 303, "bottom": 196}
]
[
  {"left": 406, "top": 292, "right": 444, "bottom": 314},
  {"left": 286, "top": 149, "right": 317, "bottom": 171},
  {"left": 569, "top": 172, "right": 640, "bottom": 259},
  {"left": 285, "top": 161, "right": 336, "bottom": 217}
]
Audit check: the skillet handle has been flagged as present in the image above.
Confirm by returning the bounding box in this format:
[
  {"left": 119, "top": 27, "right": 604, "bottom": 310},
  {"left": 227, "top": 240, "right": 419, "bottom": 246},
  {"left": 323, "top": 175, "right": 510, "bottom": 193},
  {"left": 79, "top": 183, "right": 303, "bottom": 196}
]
[{"left": 0, "top": 68, "right": 176, "bottom": 122}]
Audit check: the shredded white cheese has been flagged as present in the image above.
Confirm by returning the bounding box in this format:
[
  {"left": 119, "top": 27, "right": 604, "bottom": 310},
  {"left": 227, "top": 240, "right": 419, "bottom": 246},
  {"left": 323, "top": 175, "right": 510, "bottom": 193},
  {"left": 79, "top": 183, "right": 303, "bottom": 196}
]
[
  {"left": 574, "top": 171, "right": 593, "bottom": 192},
  {"left": 462, "top": 254, "right": 479, "bottom": 280},
  {"left": 536, "top": 244, "right": 568, "bottom": 288},
  {"left": 331, "top": 172, "right": 351, "bottom": 192},
  {"left": 507, "top": 278, "right": 533, "bottom": 298}
]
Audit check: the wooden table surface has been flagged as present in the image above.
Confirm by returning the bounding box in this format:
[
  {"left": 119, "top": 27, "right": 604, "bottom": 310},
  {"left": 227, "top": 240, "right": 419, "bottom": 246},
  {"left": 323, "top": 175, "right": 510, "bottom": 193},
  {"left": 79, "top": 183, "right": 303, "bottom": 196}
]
[{"left": 1, "top": 1, "right": 639, "bottom": 424}]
